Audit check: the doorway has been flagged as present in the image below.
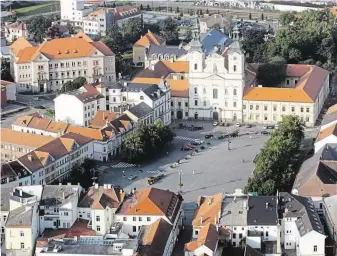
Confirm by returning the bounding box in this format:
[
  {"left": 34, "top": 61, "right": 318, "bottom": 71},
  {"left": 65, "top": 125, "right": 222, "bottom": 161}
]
[
  {"left": 177, "top": 110, "right": 183, "bottom": 119},
  {"left": 212, "top": 111, "right": 219, "bottom": 121}
]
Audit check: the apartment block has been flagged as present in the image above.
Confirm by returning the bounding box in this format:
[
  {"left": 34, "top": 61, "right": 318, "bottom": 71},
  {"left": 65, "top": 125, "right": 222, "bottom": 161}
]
[
  {"left": 1, "top": 128, "right": 54, "bottom": 161},
  {"left": 9, "top": 32, "right": 115, "bottom": 93}
]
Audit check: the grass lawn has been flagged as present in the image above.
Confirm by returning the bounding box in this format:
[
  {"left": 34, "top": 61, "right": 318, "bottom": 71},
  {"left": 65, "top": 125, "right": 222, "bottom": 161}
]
[{"left": 15, "top": 3, "right": 55, "bottom": 14}]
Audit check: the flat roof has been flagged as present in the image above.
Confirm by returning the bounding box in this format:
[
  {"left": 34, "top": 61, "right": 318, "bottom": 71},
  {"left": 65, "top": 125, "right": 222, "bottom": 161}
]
[{"left": 219, "top": 195, "right": 248, "bottom": 226}]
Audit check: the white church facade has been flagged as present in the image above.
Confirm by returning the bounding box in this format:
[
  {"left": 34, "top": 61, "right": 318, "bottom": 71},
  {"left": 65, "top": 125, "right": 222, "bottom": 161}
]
[{"left": 179, "top": 26, "right": 245, "bottom": 122}]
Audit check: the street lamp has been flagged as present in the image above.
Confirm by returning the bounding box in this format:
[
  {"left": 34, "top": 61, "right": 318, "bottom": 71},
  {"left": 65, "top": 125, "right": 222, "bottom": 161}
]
[
  {"left": 178, "top": 170, "right": 183, "bottom": 194},
  {"left": 90, "top": 168, "right": 97, "bottom": 185}
]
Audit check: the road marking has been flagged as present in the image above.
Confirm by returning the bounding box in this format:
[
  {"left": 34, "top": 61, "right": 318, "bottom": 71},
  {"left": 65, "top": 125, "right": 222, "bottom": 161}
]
[
  {"left": 110, "top": 162, "right": 137, "bottom": 168},
  {"left": 175, "top": 136, "right": 197, "bottom": 141}
]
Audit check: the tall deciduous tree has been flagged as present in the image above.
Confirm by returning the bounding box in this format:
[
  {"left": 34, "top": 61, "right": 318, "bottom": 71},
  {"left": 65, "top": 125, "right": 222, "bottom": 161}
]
[
  {"left": 1, "top": 60, "right": 13, "bottom": 82},
  {"left": 102, "top": 24, "right": 126, "bottom": 54},
  {"left": 27, "top": 16, "right": 52, "bottom": 43},
  {"left": 241, "top": 29, "right": 266, "bottom": 63},
  {"left": 244, "top": 116, "right": 304, "bottom": 195},
  {"left": 279, "top": 12, "right": 297, "bottom": 26},
  {"left": 123, "top": 17, "right": 143, "bottom": 44},
  {"left": 158, "top": 17, "right": 179, "bottom": 44}
]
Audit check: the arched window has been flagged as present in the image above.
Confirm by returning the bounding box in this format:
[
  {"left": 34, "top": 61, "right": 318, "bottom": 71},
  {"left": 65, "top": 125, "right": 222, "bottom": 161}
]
[
  {"left": 194, "top": 63, "right": 198, "bottom": 70},
  {"left": 233, "top": 89, "right": 237, "bottom": 96},
  {"left": 203, "top": 88, "right": 206, "bottom": 94},
  {"left": 194, "top": 87, "right": 198, "bottom": 94},
  {"left": 159, "top": 55, "right": 163, "bottom": 60},
  {"left": 213, "top": 64, "right": 217, "bottom": 73},
  {"left": 152, "top": 54, "right": 157, "bottom": 60},
  {"left": 225, "top": 89, "right": 228, "bottom": 95},
  {"left": 164, "top": 54, "right": 169, "bottom": 60},
  {"left": 203, "top": 100, "right": 206, "bottom": 106},
  {"left": 233, "top": 65, "right": 237, "bottom": 72}
]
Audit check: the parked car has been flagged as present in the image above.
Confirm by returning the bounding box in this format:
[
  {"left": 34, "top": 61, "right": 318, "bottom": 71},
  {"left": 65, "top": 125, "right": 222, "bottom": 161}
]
[
  {"left": 235, "top": 123, "right": 241, "bottom": 127},
  {"left": 261, "top": 131, "right": 270, "bottom": 135},
  {"left": 192, "top": 139, "right": 203, "bottom": 145},
  {"left": 263, "top": 125, "right": 275, "bottom": 129},
  {"left": 230, "top": 130, "right": 239, "bottom": 137},
  {"left": 213, "top": 121, "right": 219, "bottom": 126},
  {"left": 128, "top": 175, "right": 137, "bottom": 180},
  {"left": 246, "top": 131, "right": 257, "bottom": 135},
  {"left": 205, "top": 134, "right": 214, "bottom": 139},
  {"left": 33, "top": 97, "right": 40, "bottom": 101},
  {"left": 246, "top": 124, "right": 252, "bottom": 128}
]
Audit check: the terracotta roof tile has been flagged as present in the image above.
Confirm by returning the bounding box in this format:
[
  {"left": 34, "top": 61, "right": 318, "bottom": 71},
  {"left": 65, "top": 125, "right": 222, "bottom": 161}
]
[
  {"left": 327, "top": 103, "right": 337, "bottom": 115},
  {"left": 118, "top": 188, "right": 182, "bottom": 222},
  {"left": 168, "top": 79, "right": 189, "bottom": 97},
  {"left": 45, "top": 121, "right": 69, "bottom": 133},
  {"left": 185, "top": 223, "right": 218, "bottom": 252},
  {"left": 90, "top": 110, "right": 120, "bottom": 129},
  {"left": 243, "top": 65, "right": 329, "bottom": 103},
  {"left": 66, "top": 125, "right": 109, "bottom": 141},
  {"left": 9, "top": 36, "right": 33, "bottom": 56},
  {"left": 1, "top": 128, "right": 54, "bottom": 148},
  {"left": 192, "top": 193, "right": 222, "bottom": 228},
  {"left": 73, "top": 31, "right": 94, "bottom": 42},
  {"left": 78, "top": 185, "right": 125, "bottom": 210},
  {"left": 316, "top": 124, "right": 337, "bottom": 142},
  {"left": 134, "top": 31, "right": 164, "bottom": 47},
  {"left": 140, "top": 218, "right": 172, "bottom": 256},
  {"left": 15, "top": 32, "right": 113, "bottom": 63},
  {"left": 18, "top": 132, "right": 92, "bottom": 172}
]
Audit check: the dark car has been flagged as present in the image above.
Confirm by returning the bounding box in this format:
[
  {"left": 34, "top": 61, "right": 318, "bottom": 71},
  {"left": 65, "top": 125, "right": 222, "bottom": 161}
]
[
  {"left": 246, "top": 124, "right": 252, "bottom": 128},
  {"left": 205, "top": 134, "right": 214, "bottom": 139},
  {"left": 261, "top": 131, "right": 270, "bottom": 135}
]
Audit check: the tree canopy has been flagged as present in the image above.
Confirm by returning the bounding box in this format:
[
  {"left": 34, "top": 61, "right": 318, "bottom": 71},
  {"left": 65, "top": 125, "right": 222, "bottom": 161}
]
[
  {"left": 27, "top": 16, "right": 52, "bottom": 43},
  {"left": 123, "top": 121, "right": 175, "bottom": 163},
  {"left": 241, "top": 29, "right": 267, "bottom": 63},
  {"left": 123, "top": 17, "right": 143, "bottom": 44},
  {"left": 1, "top": 59, "right": 13, "bottom": 82},
  {"left": 256, "top": 58, "right": 287, "bottom": 87},
  {"left": 158, "top": 17, "right": 179, "bottom": 44},
  {"left": 266, "top": 9, "right": 336, "bottom": 70},
  {"left": 60, "top": 77, "right": 87, "bottom": 93},
  {"left": 102, "top": 24, "right": 126, "bottom": 55},
  {"left": 279, "top": 12, "right": 297, "bottom": 26},
  {"left": 244, "top": 116, "right": 305, "bottom": 195}
]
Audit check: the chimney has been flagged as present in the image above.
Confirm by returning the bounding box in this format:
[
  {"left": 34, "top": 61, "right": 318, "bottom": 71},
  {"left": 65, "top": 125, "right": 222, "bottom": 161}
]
[
  {"left": 67, "top": 182, "right": 71, "bottom": 186},
  {"left": 19, "top": 189, "right": 23, "bottom": 197},
  {"left": 94, "top": 183, "right": 99, "bottom": 189},
  {"left": 59, "top": 183, "right": 62, "bottom": 186},
  {"left": 62, "top": 191, "right": 65, "bottom": 200},
  {"left": 214, "top": 216, "right": 217, "bottom": 224},
  {"left": 123, "top": 82, "right": 128, "bottom": 87},
  {"left": 200, "top": 217, "right": 203, "bottom": 224},
  {"left": 120, "top": 188, "right": 124, "bottom": 194},
  {"left": 107, "top": 184, "right": 112, "bottom": 189},
  {"left": 150, "top": 65, "right": 154, "bottom": 71},
  {"left": 208, "top": 197, "right": 212, "bottom": 205},
  {"left": 104, "top": 184, "right": 108, "bottom": 189},
  {"left": 266, "top": 202, "right": 269, "bottom": 209},
  {"left": 28, "top": 155, "right": 33, "bottom": 161}
]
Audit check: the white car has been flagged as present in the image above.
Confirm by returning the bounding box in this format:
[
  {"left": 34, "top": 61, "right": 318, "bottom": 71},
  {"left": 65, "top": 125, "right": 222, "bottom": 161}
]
[
  {"left": 128, "top": 175, "right": 137, "bottom": 180},
  {"left": 33, "top": 97, "right": 40, "bottom": 101},
  {"left": 213, "top": 121, "right": 219, "bottom": 126},
  {"left": 235, "top": 123, "right": 241, "bottom": 127},
  {"left": 193, "top": 139, "right": 204, "bottom": 145}
]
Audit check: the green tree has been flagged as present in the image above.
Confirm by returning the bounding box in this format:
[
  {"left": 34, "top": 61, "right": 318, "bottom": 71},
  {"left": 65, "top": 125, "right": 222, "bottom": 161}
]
[
  {"left": 244, "top": 116, "right": 304, "bottom": 195},
  {"left": 248, "top": 13, "right": 252, "bottom": 20},
  {"left": 112, "top": 2, "right": 116, "bottom": 8},
  {"left": 146, "top": 4, "right": 150, "bottom": 11},
  {"left": 102, "top": 24, "right": 126, "bottom": 54},
  {"left": 122, "top": 121, "right": 175, "bottom": 163},
  {"left": 241, "top": 29, "right": 266, "bottom": 63},
  {"left": 140, "top": 4, "right": 143, "bottom": 10},
  {"left": 52, "top": 159, "right": 97, "bottom": 189},
  {"left": 266, "top": 9, "right": 336, "bottom": 70},
  {"left": 256, "top": 61, "right": 287, "bottom": 87},
  {"left": 199, "top": 9, "right": 203, "bottom": 15},
  {"left": 1, "top": 59, "right": 13, "bottom": 82},
  {"left": 60, "top": 77, "right": 87, "bottom": 93},
  {"left": 158, "top": 17, "right": 179, "bottom": 44},
  {"left": 176, "top": 7, "right": 179, "bottom": 13},
  {"left": 27, "top": 16, "right": 52, "bottom": 43},
  {"left": 47, "top": 25, "right": 62, "bottom": 39},
  {"left": 123, "top": 17, "right": 143, "bottom": 44},
  {"left": 279, "top": 12, "right": 297, "bottom": 26}
]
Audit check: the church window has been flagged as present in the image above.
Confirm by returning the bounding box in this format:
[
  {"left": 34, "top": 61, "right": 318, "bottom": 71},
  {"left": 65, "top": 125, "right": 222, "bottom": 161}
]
[
  {"left": 203, "top": 88, "right": 206, "bottom": 94},
  {"left": 225, "top": 89, "right": 228, "bottom": 95},
  {"left": 194, "top": 63, "right": 198, "bottom": 70},
  {"left": 213, "top": 89, "right": 218, "bottom": 99},
  {"left": 194, "top": 87, "right": 198, "bottom": 94},
  {"left": 233, "top": 65, "right": 237, "bottom": 72},
  {"left": 213, "top": 64, "right": 217, "bottom": 73},
  {"left": 233, "top": 89, "right": 237, "bottom": 96}
]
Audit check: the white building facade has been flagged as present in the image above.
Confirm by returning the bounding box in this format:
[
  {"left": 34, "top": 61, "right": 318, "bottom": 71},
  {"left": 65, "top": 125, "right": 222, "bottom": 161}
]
[{"left": 10, "top": 32, "right": 116, "bottom": 93}]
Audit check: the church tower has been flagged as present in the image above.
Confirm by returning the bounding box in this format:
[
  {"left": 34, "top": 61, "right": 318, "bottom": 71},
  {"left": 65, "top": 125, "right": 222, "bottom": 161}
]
[{"left": 188, "top": 19, "right": 205, "bottom": 74}]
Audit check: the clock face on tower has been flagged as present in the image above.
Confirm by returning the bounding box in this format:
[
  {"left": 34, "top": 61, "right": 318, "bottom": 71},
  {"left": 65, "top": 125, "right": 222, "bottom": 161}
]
[{"left": 233, "top": 56, "right": 237, "bottom": 60}]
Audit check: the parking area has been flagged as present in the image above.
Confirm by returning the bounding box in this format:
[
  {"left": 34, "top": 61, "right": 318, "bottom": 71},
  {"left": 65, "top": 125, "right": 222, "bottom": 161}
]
[{"left": 98, "top": 121, "right": 271, "bottom": 204}]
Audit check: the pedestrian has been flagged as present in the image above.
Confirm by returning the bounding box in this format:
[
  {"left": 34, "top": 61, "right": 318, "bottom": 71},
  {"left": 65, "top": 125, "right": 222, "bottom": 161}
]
[{"left": 242, "top": 158, "right": 245, "bottom": 163}]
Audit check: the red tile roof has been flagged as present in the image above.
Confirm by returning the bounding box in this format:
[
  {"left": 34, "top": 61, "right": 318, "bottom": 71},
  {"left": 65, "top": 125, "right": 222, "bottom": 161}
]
[{"left": 185, "top": 223, "right": 218, "bottom": 252}]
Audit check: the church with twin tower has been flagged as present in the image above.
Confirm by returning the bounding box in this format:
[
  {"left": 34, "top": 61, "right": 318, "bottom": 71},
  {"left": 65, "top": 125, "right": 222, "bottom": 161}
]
[{"left": 180, "top": 23, "right": 246, "bottom": 122}]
